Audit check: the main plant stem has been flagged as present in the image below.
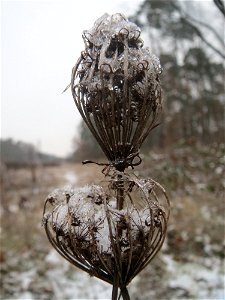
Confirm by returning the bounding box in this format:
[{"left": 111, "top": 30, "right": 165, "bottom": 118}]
[
  {"left": 117, "top": 174, "right": 124, "bottom": 210},
  {"left": 111, "top": 173, "right": 130, "bottom": 300}
]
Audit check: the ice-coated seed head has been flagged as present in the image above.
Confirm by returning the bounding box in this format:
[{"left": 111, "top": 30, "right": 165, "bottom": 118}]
[
  {"left": 71, "top": 13, "right": 163, "bottom": 169},
  {"left": 43, "top": 172, "right": 169, "bottom": 286}
]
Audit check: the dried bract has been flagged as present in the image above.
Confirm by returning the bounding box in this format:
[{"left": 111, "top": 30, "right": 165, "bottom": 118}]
[
  {"left": 71, "top": 13, "right": 162, "bottom": 170},
  {"left": 43, "top": 172, "right": 169, "bottom": 290}
]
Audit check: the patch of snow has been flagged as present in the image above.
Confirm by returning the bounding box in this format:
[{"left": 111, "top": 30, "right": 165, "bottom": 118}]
[
  {"left": 47, "top": 267, "right": 111, "bottom": 300},
  {"left": 45, "top": 249, "right": 63, "bottom": 265},
  {"left": 15, "top": 291, "right": 34, "bottom": 300},
  {"left": 161, "top": 254, "right": 177, "bottom": 273},
  {"left": 64, "top": 171, "right": 78, "bottom": 185},
  {"left": 162, "top": 254, "right": 225, "bottom": 299},
  {"left": 20, "top": 269, "right": 36, "bottom": 290},
  {"left": 200, "top": 205, "right": 211, "bottom": 220},
  {"left": 9, "top": 204, "right": 19, "bottom": 213},
  {"left": 215, "top": 166, "right": 223, "bottom": 175}
]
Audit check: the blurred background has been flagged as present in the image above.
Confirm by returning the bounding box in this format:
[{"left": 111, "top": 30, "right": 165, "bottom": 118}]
[{"left": 1, "top": 0, "right": 225, "bottom": 299}]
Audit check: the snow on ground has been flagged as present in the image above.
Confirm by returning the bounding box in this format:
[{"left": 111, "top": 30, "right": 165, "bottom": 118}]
[
  {"left": 45, "top": 249, "right": 112, "bottom": 300},
  {"left": 162, "top": 254, "right": 225, "bottom": 299},
  {"left": 47, "top": 267, "right": 112, "bottom": 300},
  {"left": 64, "top": 171, "right": 78, "bottom": 185},
  {"left": 2, "top": 160, "right": 224, "bottom": 299},
  {"left": 10, "top": 250, "right": 224, "bottom": 300}
]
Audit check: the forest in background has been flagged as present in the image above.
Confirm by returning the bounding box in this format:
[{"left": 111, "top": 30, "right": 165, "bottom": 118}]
[
  {"left": 0, "top": 138, "right": 62, "bottom": 167},
  {"left": 71, "top": 0, "right": 225, "bottom": 162}
]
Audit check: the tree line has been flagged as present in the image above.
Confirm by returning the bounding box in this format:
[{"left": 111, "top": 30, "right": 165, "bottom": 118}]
[{"left": 0, "top": 138, "right": 62, "bottom": 167}]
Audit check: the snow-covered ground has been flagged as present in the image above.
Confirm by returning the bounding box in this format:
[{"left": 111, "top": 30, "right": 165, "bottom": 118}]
[
  {"left": 162, "top": 254, "right": 225, "bottom": 299},
  {"left": 6, "top": 249, "right": 224, "bottom": 300},
  {"left": 64, "top": 171, "right": 78, "bottom": 185},
  {"left": 1, "top": 158, "right": 224, "bottom": 300}
]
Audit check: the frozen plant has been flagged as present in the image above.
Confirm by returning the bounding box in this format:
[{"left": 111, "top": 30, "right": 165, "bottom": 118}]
[
  {"left": 44, "top": 13, "right": 169, "bottom": 300},
  {"left": 71, "top": 13, "right": 162, "bottom": 171},
  {"left": 43, "top": 172, "right": 169, "bottom": 299}
]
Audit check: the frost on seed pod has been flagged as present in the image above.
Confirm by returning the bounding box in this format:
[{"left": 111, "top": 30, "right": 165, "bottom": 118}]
[
  {"left": 43, "top": 172, "right": 170, "bottom": 286},
  {"left": 71, "top": 13, "right": 163, "bottom": 168},
  {"left": 45, "top": 13, "right": 170, "bottom": 299}
]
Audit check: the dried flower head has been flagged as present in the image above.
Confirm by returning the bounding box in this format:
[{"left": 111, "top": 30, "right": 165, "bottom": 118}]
[
  {"left": 43, "top": 172, "right": 169, "bottom": 295},
  {"left": 71, "top": 13, "right": 162, "bottom": 170},
  {"left": 44, "top": 13, "right": 169, "bottom": 300}
]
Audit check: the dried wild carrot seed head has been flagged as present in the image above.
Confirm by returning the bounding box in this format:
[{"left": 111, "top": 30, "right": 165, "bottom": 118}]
[
  {"left": 71, "top": 13, "right": 162, "bottom": 170},
  {"left": 43, "top": 173, "right": 169, "bottom": 286}
]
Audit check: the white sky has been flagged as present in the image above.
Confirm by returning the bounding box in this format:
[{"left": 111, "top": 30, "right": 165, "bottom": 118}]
[{"left": 1, "top": 0, "right": 143, "bottom": 157}]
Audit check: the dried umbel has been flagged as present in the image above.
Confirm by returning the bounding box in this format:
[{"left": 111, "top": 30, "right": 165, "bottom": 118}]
[
  {"left": 44, "top": 13, "right": 169, "bottom": 300},
  {"left": 71, "top": 13, "right": 162, "bottom": 171},
  {"left": 43, "top": 171, "right": 169, "bottom": 298}
]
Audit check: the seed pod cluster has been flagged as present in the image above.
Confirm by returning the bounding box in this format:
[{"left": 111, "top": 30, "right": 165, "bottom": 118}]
[
  {"left": 71, "top": 13, "right": 162, "bottom": 167},
  {"left": 43, "top": 172, "right": 169, "bottom": 286},
  {"left": 44, "top": 13, "right": 169, "bottom": 300}
]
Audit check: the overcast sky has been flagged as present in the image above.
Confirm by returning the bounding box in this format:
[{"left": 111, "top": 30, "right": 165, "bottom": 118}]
[{"left": 1, "top": 0, "right": 143, "bottom": 157}]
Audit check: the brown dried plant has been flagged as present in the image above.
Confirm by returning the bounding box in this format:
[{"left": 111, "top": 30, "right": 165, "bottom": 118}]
[
  {"left": 43, "top": 171, "right": 169, "bottom": 299},
  {"left": 71, "top": 13, "right": 162, "bottom": 171},
  {"left": 44, "top": 13, "right": 169, "bottom": 300}
]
